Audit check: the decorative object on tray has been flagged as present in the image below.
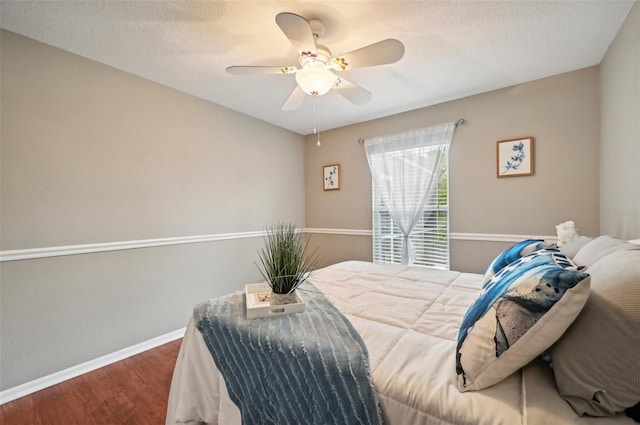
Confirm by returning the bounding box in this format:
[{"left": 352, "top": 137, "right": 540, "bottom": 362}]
[
  {"left": 323, "top": 164, "right": 340, "bottom": 190},
  {"left": 256, "top": 222, "right": 317, "bottom": 314},
  {"left": 245, "top": 282, "right": 305, "bottom": 319},
  {"left": 496, "top": 137, "right": 534, "bottom": 177}
]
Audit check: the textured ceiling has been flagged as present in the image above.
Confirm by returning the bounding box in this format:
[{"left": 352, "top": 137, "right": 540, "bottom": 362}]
[{"left": 0, "top": 0, "right": 634, "bottom": 135}]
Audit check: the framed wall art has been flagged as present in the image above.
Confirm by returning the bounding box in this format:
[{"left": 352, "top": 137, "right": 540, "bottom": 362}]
[
  {"left": 496, "top": 137, "right": 534, "bottom": 178},
  {"left": 323, "top": 164, "right": 340, "bottom": 190}
]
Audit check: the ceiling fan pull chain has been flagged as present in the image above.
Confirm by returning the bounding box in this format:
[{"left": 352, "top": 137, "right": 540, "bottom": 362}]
[{"left": 315, "top": 97, "right": 321, "bottom": 147}]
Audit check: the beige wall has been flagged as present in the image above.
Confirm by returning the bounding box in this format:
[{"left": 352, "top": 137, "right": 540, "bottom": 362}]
[
  {"left": 0, "top": 30, "right": 305, "bottom": 390},
  {"left": 0, "top": 30, "right": 304, "bottom": 249},
  {"left": 305, "top": 67, "right": 601, "bottom": 273},
  {"left": 600, "top": 1, "right": 640, "bottom": 240},
  {"left": 307, "top": 233, "right": 372, "bottom": 269}
]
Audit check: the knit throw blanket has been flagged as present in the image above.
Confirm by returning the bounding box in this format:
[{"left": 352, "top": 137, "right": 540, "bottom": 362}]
[{"left": 193, "top": 282, "right": 381, "bottom": 425}]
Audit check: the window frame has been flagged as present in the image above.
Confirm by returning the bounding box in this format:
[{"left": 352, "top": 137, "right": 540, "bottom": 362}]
[{"left": 371, "top": 145, "right": 450, "bottom": 270}]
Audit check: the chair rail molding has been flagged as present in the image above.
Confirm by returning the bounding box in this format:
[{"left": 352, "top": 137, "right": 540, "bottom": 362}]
[
  {"left": 450, "top": 232, "right": 558, "bottom": 243},
  {"left": 0, "top": 229, "right": 557, "bottom": 262},
  {"left": 0, "top": 230, "right": 265, "bottom": 262}
]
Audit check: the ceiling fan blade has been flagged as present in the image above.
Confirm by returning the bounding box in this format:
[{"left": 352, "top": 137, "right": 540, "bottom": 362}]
[
  {"left": 332, "top": 39, "right": 405, "bottom": 70},
  {"left": 333, "top": 77, "right": 372, "bottom": 105},
  {"left": 226, "top": 66, "right": 296, "bottom": 76},
  {"left": 282, "top": 86, "right": 307, "bottom": 111},
  {"left": 275, "top": 12, "right": 317, "bottom": 57}
]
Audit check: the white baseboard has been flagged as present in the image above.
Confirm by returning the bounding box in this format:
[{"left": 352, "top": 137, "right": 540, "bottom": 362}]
[{"left": 0, "top": 327, "right": 186, "bottom": 405}]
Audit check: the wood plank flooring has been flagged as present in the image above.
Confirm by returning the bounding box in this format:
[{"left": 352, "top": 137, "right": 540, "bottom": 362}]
[{"left": 1, "top": 338, "right": 182, "bottom": 425}]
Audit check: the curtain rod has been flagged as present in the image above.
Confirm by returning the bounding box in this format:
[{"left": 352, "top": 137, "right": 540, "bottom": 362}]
[{"left": 357, "top": 118, "right": 466, "bottom": 144}]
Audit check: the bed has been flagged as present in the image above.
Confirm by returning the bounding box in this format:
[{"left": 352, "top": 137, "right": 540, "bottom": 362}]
[{"left": 166, "top": 236, "right": 640, "bottom": 425}]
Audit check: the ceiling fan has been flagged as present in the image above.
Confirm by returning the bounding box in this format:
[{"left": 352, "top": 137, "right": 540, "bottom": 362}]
[{"left": 226, "top": 12, "right": 405, "bottom": 111}]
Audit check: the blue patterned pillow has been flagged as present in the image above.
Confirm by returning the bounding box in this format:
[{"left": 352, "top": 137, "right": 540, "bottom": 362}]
[
  {"left": 482, "top": 239, "right": 557, "bottom": 286},
  {"left": 456, "top": 249, "right": 590, "bottom": 392}
]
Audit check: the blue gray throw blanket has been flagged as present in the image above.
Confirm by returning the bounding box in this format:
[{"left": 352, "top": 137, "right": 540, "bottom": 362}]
[{"left": 193, "top": 282, "right": 381, "bottom": 425}]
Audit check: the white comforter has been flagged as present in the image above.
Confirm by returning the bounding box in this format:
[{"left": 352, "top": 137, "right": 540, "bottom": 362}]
[{"left": 166, "top": 261, "right": 634, "bottom": 425}]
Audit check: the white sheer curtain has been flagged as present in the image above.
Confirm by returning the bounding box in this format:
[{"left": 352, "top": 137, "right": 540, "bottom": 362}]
[{"left": 365, "top": 123, "right": 455, "bottom": 266}]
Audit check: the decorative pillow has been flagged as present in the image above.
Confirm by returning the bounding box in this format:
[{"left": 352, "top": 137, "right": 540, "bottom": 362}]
[
  {"left": 572, "top": 235, "right": 640, "bottom": 267},
  {"left": 551, "top": 248, "right": 640, "bottom": 417},
  {"left": 481, "top": 239, "right": 557, "bottom": 286},
  {"left": 456, "top": 249, "right": 590, "bottom": 392}
]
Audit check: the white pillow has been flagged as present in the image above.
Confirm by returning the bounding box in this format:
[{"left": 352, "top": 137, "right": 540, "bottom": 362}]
[
  {"left": 559, "top": 236, "right": 593, "bottom": 259},
  {"left": 573, "top": 235, "right": 639, "bottom": 267}
]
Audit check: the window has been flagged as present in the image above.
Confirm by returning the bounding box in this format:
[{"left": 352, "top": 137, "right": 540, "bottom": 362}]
[{"left": 372, "top": 146, "right": 450, "bottom": 269}]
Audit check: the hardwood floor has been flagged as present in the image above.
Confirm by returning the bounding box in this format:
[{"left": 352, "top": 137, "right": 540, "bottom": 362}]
[{"left": 1, "top": 339, "right": 182, "bottom": 425}]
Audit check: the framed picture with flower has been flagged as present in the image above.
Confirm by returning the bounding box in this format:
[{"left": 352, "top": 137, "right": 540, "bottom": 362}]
[
  {"left": 323, "top": 164, "right": 340, "bottom": 190},
  {"left": 496, "top": 137, "right": 534, "bottom": 178}
]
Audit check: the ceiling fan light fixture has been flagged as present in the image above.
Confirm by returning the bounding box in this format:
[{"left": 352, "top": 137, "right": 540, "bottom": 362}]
[{"left": 295, "top": 63, "right": 335, "bottom": 96}]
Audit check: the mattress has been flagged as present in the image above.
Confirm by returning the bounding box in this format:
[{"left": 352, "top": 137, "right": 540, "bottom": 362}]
[{"left": 166, "top": 261, "right": 634, "bottom": 425}]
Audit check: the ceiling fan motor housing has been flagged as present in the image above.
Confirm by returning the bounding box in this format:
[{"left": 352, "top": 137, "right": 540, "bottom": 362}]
[{"left": 299, "top": 44, "right": 332, "bottom": 67}]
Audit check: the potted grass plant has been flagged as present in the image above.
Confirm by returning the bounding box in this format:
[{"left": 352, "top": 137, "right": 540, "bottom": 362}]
[{"left": 257, "top": 222, "right": 318, "bottom": 306}]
